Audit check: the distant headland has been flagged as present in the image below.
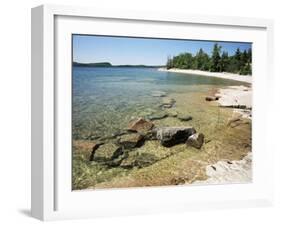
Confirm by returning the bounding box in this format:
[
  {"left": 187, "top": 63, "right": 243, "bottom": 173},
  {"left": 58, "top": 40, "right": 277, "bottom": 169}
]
[{"left": 73, "top": 61, "right": 164, "bottom": 68}]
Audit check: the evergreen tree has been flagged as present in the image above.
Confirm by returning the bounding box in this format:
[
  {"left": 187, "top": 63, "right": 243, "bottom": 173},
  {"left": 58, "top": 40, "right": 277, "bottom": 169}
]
[
  {"left": 220, "top": 51, "right": 229, "bottom": 72},
  {"left": 241, "top": 50, "right": 248, "bottom": 66},
  {"left": 234, "top": 48, "right": 242, "bottom": 73},
  {"left": 194, "top": 48, "right": 210, "bottom": 71},
  {"left": 247, "top": 48, "right": 252, "bottom": 63},
  {"left": 210, "top": 43, "right": 222, "bottom": 72}
]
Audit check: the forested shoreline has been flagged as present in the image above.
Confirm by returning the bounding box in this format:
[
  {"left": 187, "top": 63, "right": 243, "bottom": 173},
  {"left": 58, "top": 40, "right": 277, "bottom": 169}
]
[{"left": 166, "top": 43, "right": 252, "bottom": 75}]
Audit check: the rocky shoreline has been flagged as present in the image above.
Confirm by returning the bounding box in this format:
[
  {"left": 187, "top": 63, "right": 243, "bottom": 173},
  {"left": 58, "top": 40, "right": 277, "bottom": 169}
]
[
  {"left": 191, "top": 84, "right": 252, "bottom": 184},
  {"left": 193, "top": 152, "right": 252, "bottom": 185}
]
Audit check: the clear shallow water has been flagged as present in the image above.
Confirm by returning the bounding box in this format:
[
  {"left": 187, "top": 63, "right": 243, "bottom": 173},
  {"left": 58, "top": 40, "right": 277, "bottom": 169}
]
[{"left": 72, "top": 67, "right": 244, "bottom": 140}]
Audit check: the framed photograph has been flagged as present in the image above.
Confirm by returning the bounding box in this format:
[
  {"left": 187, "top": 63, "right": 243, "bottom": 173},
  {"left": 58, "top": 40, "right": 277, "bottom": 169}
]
[{"left": 31, "top": 4, "right": 274, "bottom": 221}]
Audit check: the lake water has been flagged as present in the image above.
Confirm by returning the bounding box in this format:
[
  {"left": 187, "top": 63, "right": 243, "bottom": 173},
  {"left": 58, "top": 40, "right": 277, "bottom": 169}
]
[
  {"left": 72, "top": 66, "right": 252, "bottom": 190},
  {"left": 72, "top": 67, "right": 244, "bottom": 140}
]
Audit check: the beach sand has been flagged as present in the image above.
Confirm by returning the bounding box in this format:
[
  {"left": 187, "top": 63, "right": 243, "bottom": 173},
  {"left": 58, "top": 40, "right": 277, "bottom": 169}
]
[{"left": 158, "top": 68, "right": 252, "bottom": 84}]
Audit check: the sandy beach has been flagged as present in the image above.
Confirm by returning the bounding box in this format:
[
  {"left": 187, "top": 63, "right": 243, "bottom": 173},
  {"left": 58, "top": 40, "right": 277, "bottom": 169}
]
[{"left": 158, "top": 68, "right": 252, "bottom": 84}]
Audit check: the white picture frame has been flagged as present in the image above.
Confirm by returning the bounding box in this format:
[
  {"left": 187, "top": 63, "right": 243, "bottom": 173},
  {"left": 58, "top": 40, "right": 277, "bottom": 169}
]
[{"left": 31, "top": 4, "right": 274, "bottom": 221}]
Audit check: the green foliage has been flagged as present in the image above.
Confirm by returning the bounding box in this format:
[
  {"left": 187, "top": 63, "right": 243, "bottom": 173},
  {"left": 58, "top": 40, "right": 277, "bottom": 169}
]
[
  {"left": 220, "top": 51, "right": 229, "bottom": 72},
  {"left": 166, "top": 43, "right": 252, "bottom": 75},
  {"left": 193, "top": 48, "right": 211, "bottom": 71},
  {"left": 210, "top": 43, "right": 222, "bottom": 72}
]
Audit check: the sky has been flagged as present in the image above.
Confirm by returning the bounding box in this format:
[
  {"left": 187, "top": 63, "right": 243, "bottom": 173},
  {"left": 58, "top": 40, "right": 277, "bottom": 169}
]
[{"left": 73, "top": 35, "right": 252, "bottom": 65}]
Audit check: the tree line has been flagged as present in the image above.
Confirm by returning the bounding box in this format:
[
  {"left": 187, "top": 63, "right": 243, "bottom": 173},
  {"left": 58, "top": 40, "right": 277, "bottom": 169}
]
[{"left": 166, "top": 43, "right": 252, "bottom": 75}]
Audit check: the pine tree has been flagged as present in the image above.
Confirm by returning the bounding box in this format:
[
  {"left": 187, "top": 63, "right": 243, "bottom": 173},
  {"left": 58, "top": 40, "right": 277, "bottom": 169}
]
[
  {"left": 210, "top": 43, "right": 222, "bottom": 72},
  {"left": 234, "top": 48, "right": 242, "bottom": 73},
  {"left": 220, "top": 51, "right": 229, "bottom": 72}
]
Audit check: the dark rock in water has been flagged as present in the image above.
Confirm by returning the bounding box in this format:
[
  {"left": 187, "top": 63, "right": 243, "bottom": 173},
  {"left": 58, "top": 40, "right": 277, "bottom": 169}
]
[
  {"left": 147, "top": 112, "right": 168, "bottom": 120},
  {"left": 90, "top": 143, "right": 124, "bottom": 163},
  {"left": 151, "top": 91, "right": 167, "bottom": 97},
  {"left": 205, "top": 96, "right": 219, "bottom": 101},
  {"left": 156, "top": 127, "right": 196, "bottom": 147},
  {"left": 117, "top": 133, "right": 145, "bottom": 149},
  {"left": 127, "top": 118, "right": 154, "bottom": 133},
  {"left": 186, "top": 133, "right": 204, "bottom": 149},
  {"left": 178, "top": 115, "right": 192, "bottom": 121},
  {"left": 120, "top": 152, "right": 159, "bottom": 169}
]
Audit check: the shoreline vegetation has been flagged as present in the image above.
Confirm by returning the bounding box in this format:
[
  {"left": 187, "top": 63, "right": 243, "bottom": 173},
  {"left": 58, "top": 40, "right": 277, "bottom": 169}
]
[
  {"left": 160, "top": 43, "right": 252, "bottom": 101},
  {"left": 166, "top": 43, "right": 252, "bottom": 75}
]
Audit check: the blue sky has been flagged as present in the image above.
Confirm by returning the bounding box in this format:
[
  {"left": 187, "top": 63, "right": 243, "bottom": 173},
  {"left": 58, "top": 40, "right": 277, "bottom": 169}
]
[{"left": 73, "top": 35, "right": 251, "bottom": 65}]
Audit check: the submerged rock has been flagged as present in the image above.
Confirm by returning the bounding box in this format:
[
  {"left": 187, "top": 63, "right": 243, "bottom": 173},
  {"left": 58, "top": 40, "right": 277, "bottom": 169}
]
[
  {"left": 167, "top": 110, "right": 178, "bottom": 117},
  {"left": 117, "top": 133, "right": 145, "bottom": 149},
  {"left": 186, "top": 133, "right": 204, "bottom": 149},
  {"left": 147, "top": 112, "right": 168, "bottom": 120},
  {"left": 205, "top": 96, "right": 219, "bottom": 101},
  {"left": 127, "top": 118, "right": 154, "bottom": 133},
  {"left": 178, "top": 115, "right": 192, "bottom": 121},
  {"left": 120, "top": 152, "right": 159, "bottom": 169},
  {"left": 161, "top": 104, "right": 173, "bottom": 108},
  {"left": 156, "top": 127, "right": 196, "bottom": 147},
  {"left": 90, "top": 143, "right": 124, "bottom": 163},
  {"left": 151, "top": 91, "right": 167, "bottom": 97},
  {"left": 143, "top": 129, "right": 158, "bottom": 141},
  {"left": 160, "top": 97, "right": 176, "bottom": 108}
]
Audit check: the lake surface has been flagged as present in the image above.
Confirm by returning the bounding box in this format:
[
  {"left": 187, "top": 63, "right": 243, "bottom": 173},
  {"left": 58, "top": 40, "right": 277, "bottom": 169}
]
[
  {"left": 72, "top": 66, "right": 252, "bottom": 190},
  {"left": 72, "top": 67, "right": 244, "bottom": 140}
]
